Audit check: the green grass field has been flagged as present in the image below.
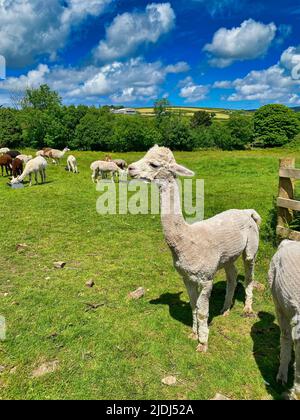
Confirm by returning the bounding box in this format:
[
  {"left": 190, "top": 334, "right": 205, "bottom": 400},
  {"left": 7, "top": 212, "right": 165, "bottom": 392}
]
[
  {"left": 136, "top": 107, "right": 231, "bottom": 120},
  {"left": 0, "top": 148, "right": 299, "bottom": 400}
]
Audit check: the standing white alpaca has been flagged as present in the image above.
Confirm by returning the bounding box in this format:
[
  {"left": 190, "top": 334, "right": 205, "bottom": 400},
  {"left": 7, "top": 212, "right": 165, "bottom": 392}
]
[
  {"left": 269, "top": 240, "right": 300, "bottom": 400},
  {"left": 129, "top": 145, "right": 261, "bottom": 352},
  {"left": 90, "top": 161, "right": 120, "bottom": 183},
  {"left": 46, "top": 147, "right": 70, "bottom": 164},
  {"left": 67, "top": 155, "right": 78, "bottom": 173},
  {"left": 11, "top": 156, "right": 47, "bottom": 187}
]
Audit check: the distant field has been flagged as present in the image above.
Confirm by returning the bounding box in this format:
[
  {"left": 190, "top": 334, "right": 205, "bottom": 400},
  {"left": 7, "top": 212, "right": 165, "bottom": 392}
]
[{"left": 136, "top": 106, "right": 232, "bottom": 120}]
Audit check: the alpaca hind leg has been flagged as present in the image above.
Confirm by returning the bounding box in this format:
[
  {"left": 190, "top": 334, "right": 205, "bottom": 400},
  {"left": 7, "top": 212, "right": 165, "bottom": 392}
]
[
  {"left": 196, "top": 280, "right": 213, "bottom": 353},
  {"left": 243, "top": 256, "right": 256, "bottom": 314},
  {"left": 276, "top": 308, "right": 293, "bottom": 385},
  {"left": 35, "top": 171, "right": 38, "bottom": 185},
  {"left": 222, "top": 262, "right": 238, "bottom": 316}
]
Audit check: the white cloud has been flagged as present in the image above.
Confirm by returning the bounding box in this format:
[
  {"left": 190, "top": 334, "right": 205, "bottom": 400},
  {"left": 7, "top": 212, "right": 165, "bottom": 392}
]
[
  {"left": 0, "top": 58, "right": 189, "bottom": 104},
  {"left": 179, "top": 77, "right": 209, "bottom": 103},
  {"left": 214, "top": 45, "right": 300, "bottom": 104},
  {"left": 94, "top": 3, "right": 175, "bottom": 61},
  {"left": 0, "top": 0, "right": 112, "bottom": 66},
  {"left": 189, "top": 0, "right": 246, "bottom": 16},
  {"left": 204, "top": 19, "right": 277, "bottom": 67}
]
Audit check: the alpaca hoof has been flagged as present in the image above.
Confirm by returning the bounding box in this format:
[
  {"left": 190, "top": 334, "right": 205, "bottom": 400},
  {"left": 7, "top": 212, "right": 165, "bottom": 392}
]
[
  {"left": 222, "top": 309, "right": 230, "bottom": 317},
  {"left": 196, "top": 343, "right": 208, "bottom": 353},
  {"left": 242, "top": 308, "right": 256, "bottom": 318},
  {"left": 189, "top": 332, "right": 198, "bottom": 341},
  {"left": 277, "top": 372, "right": 288, "bottom": 385}
]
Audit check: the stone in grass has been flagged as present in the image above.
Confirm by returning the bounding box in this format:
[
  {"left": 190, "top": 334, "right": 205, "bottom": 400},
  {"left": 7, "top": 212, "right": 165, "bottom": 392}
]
[
  {"left": 128, "top": 287, "right": 145, "bottom": 300},
  {"left": 16, "top": 243, "right": 29, "bottom": 252},
  {"left": 0, "top": 366, "right": 6, "bottom": 373},
  {"left": 212, "top": 393, "right": 231, "bottom": 400},
  {"left": 162, "top": 376, "right": 177, "bottom": 386},
  {"left": 53, "top": 261, "right": 66, "bottom": 269},
  {"left": 32, "top": 360, "right": 59, "bottom": 378},
  {"left": 86, "top": 280, "right": 95, "bottom": 288}
]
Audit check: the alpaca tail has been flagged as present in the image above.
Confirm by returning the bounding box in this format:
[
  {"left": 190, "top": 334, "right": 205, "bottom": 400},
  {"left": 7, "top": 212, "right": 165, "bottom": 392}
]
[{"left": 246, "top": 209, "right": 262, "bottom": 227}]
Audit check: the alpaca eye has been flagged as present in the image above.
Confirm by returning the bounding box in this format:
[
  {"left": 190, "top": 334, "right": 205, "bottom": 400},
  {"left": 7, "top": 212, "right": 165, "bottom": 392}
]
[{"left": 150, "top": 162, "right": 160, "bottom": 169}]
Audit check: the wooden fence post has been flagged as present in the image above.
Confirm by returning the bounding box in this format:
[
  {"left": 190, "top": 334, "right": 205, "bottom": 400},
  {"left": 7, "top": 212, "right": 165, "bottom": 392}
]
[{"left": 278, "top": 158, "right": 295, "bottom": 228}]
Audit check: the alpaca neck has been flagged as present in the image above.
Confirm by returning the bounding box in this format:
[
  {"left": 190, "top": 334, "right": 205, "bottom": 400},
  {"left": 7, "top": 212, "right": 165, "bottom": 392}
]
[{"left": 160, "top": 179, "right": 188, "bottom": 250}]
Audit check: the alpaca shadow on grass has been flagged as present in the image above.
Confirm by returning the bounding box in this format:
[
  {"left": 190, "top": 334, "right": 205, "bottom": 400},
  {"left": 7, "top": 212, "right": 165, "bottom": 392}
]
[
  {"left": 251, "top": 311, "right": 294, "bottom": 400},
  {"left": 149, "top": 276, "right": 247, "bottom": 329}
]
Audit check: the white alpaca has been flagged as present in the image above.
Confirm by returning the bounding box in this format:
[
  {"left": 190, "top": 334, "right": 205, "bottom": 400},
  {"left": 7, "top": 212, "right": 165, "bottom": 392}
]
[
  {"left": 129, "top": 145, "right": 261, "bottom": 352},
  {"left": 46, "top": 147, "right": 70, "bottom": 164},
  {"left": 16, "top": 154, "right": 33, "bottom": 164},
  {"left": 67, "top": 155, "right": 78, "bottom": 173},
  {"left": 11, "top": 156, "right": 47, "bottom": 187},
  {"left": 90, "top": 161, "right": 120, "bottom": 183},
  {"left": 0, "top": 148, "right": 10, "bottom": 155},
  {"left": 269, "top": 240, "right": 300, "bottom": 400}
]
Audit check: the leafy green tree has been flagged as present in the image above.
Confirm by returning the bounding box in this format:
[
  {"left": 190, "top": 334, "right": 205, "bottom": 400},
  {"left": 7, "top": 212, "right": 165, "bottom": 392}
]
[
  {"left": 154, "top": 98, "right": 171, "bottom": 123},
  {"left": 22, "top": 84, "right": 62, "bottom": 112},
  {"left": 227, "top": 112, "right": 254, "bottom": 149},
  {"left": 254, "top": 104, "right": 300, "bottom": 147},
  {"left": 159, "top": 115, "right": 196, "bottom": 151},
  {"left": 0, "top": 108, "right": 22, "bottom": 148},
  {"left": 191, "top": 111, "right": 213, "bottom": 128}
]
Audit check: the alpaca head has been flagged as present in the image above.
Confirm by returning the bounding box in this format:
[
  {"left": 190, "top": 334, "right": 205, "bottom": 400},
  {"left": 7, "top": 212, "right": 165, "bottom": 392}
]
[
  {"left": 128, "top": 145, "right": 194, "bottom": 184},
  {"left": 64, "top": 147, "right": 70, "bottom": 152},
  {"left": 10, "top": 176, "right": 20, "bottom": 185}
]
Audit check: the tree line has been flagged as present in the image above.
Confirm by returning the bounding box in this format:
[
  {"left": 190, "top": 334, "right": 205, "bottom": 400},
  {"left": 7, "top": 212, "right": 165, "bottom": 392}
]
[{"left": 0, "top": 85, "right": 299, "bottom": 152}]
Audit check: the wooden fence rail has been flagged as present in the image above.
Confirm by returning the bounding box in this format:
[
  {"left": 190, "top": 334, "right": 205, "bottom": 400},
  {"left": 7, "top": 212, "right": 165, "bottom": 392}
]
[{"left": 277, "top": 158, "right": 300, "bottom": 241}]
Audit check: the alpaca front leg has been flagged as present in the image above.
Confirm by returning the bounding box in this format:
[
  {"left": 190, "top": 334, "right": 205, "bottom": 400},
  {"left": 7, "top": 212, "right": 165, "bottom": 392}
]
[
  {"left": 222, "top": 263, "right": 238, "bottom": 316},
  {"left": 243, "top": 259, "right": 255, "bottom": 314},
  {"left": 196, "top": 280, "right": 213, "bottom": 353},
  {"left": 183, "top": 278, "right": 199, "bottom": 340}
]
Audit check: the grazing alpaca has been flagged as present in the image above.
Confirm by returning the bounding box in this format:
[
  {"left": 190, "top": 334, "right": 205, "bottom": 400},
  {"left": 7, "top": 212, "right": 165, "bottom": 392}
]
[
  {"left": 11, "top": 156, "right": 47, "bottom": 187},
  {"left": 6, "top": 150, "right": 21, "bottom": 159},
  {"left": 46, "top": 147, "right": 70, "bottom": 164},
  {"left": 113, "top": 159, "right": 128, "bottom": 170},
  {"left": 269, "top": 240, "right": 300, "bottom": 400},
  {"left": 0, "top": 147, "right": 10, "bottom": 155},
  {"left": 0, "top": 154, "right": 12, "bottom": 176},
  {"left": 16, "top": 154, "right": 33, "bottom": 164},
  {"left": 12, "top": 158, "right": 23, "bottom": 178},
  {"left": 128, "top": 145, "right": 261, "bottom": 352},
  {"left": 36, "top": 148, "right": 51, "bottom": 157},
  {"left": 90, "top": 160, "right": 120, "bottom": 183},
  {"left": 67, "top": 155, "right": 78, "bottom": 173}
]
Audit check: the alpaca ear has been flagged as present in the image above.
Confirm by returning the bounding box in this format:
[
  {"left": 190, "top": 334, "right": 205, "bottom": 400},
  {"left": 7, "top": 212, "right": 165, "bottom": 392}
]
[{"left": 170, "top": 163, "right": 195, "bottom": 177}]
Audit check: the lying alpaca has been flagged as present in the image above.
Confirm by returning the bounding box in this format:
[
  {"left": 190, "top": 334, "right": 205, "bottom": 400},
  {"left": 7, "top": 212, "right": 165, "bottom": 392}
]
[
  {"left": 12, "top": 158, "right": 23, "bottom": 178},
  {"left": 67, "top": 155, "right": 78, "bottom": 173},
  {"left": 16, "top": 154, "right": 33, "bottom": 164},
  {"left": 11, "top": 156, "right": 47, "bottom": 187},
  {"left": 269, "top": 240, "right": 300, "bottom": 400},
  {"left": 0, "top": 154, "right": 12, "bottom": 176},
  {"left": 90, "top": 161, "right": 120, "bottom": 183},
  {"left": 129, "top": 145, "right": 261, "bottom": 352}
]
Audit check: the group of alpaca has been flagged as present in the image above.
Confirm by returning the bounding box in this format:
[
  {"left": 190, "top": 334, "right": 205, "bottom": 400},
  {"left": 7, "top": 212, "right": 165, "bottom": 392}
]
[{"left": 128, "top": 145, "right": 300, "bottom": 400}]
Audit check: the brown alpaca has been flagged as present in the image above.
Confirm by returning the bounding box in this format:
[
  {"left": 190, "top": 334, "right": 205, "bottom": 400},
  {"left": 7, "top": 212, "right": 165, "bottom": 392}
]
[
  {"left": 0, "top": 154, "right": 12, "bottom": 176},
  {"left": 12, "top": 158, "right": 23, "bottom": 178}
]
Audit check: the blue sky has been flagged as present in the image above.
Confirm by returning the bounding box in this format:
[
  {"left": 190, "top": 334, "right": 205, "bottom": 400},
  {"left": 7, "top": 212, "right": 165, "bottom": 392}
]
[{"left": 0, "top": 0, "right": 300, "bottom": 109}]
